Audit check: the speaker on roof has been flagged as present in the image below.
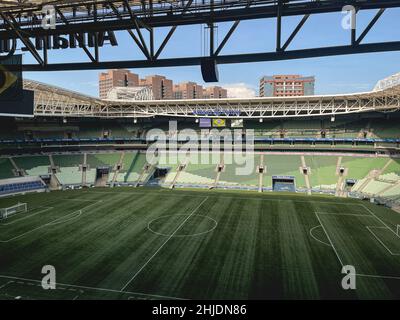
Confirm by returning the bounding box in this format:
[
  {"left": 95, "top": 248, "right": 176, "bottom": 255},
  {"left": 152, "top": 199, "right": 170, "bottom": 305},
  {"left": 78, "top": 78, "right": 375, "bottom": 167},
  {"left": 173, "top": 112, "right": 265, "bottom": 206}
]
[{"left": 201, "top": 58, "right": 219, "bottom": 82}]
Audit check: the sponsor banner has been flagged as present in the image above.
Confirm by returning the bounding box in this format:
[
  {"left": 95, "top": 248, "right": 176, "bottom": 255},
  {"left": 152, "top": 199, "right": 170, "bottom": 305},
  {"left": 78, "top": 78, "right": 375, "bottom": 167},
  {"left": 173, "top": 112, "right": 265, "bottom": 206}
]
[
  {"left": 199, "top": 118, "right": 211, "bottom": 128},
  {"left": 212, "top": 118, "right": 226, "bottom": 127},
  {"left": 231, "top": 119, "right": 243, "bottom": 128}
]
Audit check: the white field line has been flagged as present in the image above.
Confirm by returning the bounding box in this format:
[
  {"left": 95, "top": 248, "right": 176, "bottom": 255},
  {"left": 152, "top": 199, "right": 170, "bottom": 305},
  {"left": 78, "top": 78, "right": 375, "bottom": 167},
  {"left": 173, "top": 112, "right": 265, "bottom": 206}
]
[
  {"left": 362, "top": 204, "right": 400, "bottom": 239},
  {"left": 0, "top": 274, "right": 186, "bottom": 300},
  {"left": 316, "top": 207, "right": 400, "bottom": 279},
  {"left": 47, "top": 210, "right": 82, "bottom": 226},
  {"left": 11, "top": 279, "right": 81, "bottom": 293},
  {"left": 61, "top": 198, "right": 102, "bottom": 202},
  {"left": 147, "top": 214, "right": 218, "bottom": 238},
  {"left": 357, "top": 273, "right": 400, "bottom": 281},
  {"left": 309, "top": 225, "right": 331, "bottom": 247},
  {"left": 366, "top": 226, "right": 400, "bottom": 256},
  {"left": 0, "top": 200, "right": 102, "bottom": 243},
  {"left": 0, "top": 280, "right": 13, "bottom": 290},
  {"left": 83, "top": 190, "right": 365, "bottom": 206},
  {"left": 314, "top": 212, "right": 344, "bottom": 267},
  {"left": 315, "top": 212, "right": 370, "bottom": 217},
  {"left": 120, "top": 196, "right": 209, "bottom": 292},
  {"left": 0, "top": 207, "right": 54, "bottom": 226}
]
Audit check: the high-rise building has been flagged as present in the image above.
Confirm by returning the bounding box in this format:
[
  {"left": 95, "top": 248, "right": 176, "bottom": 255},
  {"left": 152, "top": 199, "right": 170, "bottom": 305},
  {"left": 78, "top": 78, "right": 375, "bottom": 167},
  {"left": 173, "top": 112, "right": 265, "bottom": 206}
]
[
  {"left": 173, "top": 82, "right": 204, "bottom": 99},
  {"left": 99, "top": 70, "right": 228, "bottom": 100},
  {"left": 106, "top": 86, "right": 153, "bottom": 101},
  {"left": 259, "top": 75, "right": 315, "bottom": 97},
  {"left": 203, "top": 86, "right": 228, "bottom": 99},
  {"left": 139, "top": 75, "right": 173, "bottom": 100},
  {"left": 98, "top": 69, "right": 139, "bottom": 99}
]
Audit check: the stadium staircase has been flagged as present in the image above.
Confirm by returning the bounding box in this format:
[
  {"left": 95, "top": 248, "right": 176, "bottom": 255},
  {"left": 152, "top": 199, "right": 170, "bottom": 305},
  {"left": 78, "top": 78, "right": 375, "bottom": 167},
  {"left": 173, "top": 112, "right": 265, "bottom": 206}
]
[
  {"left": 81, "top": 153, "right": 88, "bottom": 186},
  {"left": 169, "top": 159, "right": 188, "bottom": 189},
  {"left": 301, "top": 156, "right": 312, "bottom": 195},
  {"left": 9, "top": 157, "right": 25, "bottom": 177},
  {"left": 135, "top": 154, "right": 156, "bottom": 187},
  {"left": 49, "top": 155, "right": 55, "bottom": 167},
  {"left": 111, "top": 152, "right": 125, "bottom": 186},
  {"left": 49, "top": 174, "right": 61, "bottom": 190},
  {"left": 213, "top": 155, "right": 224, "bottom": 189},
  {"left": 335, "top": 157, "right": 346, "bottom": 197},
  {"left": 357, "top": 159, "right": 393, "bottom": 193},
  {"left": 258, "top": 154, "right": 264, "bottom": 193},
  {"left": 135, "top": 164, "right": 152, "bottom": 187}
]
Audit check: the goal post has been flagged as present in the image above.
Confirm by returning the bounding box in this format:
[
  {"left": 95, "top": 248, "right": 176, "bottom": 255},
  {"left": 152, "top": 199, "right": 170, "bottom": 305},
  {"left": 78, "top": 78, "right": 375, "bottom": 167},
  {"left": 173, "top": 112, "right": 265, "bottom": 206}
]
[{"left": 0, "top": 202, "right": 27, "bottom": 220}]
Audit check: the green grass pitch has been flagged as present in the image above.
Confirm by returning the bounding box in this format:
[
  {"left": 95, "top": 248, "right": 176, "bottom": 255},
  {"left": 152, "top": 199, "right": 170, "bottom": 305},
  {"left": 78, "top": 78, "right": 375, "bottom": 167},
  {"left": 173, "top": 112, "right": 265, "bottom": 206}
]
[{"left": 0, "top": 187, "right": 400, "bottom": 300}]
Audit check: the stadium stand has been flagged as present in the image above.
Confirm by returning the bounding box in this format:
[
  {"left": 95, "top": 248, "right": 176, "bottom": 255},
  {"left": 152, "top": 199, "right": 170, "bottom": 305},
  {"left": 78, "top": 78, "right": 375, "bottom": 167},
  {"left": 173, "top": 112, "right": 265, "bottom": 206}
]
[
  {"left": 0, "top": 177, "right": 46, "bottom": 196},
  {"left": 114, "top": 152, "right": 148, "bottom": 184},
  {"left": 218, "top": 159, "right": 259, "bottom": 187},
  {"left": 341, "top": 157, "right": 388, "bottom": 180},
  {"left": 52, "top": 154, "right": 83, "bottom": 185},
  {"left": 176, "top": 153, "right": 220, "bottom": 186},
  {"left": 263, "top": 155, "right": 306, "bottom": 189},
  {"left": 0, "top": 105, "right": 400, "bottom": 206},
  {"left": 86, "top": 153, "right": 120, "bottom": 182},
  {"left": 13, "top": 155, "right": 50, "bottom": 177},
  {"left": 305, "top": 156, "right": 338, "bottom": 190},
  {"left": 0, "top": 158, "right": 16, "bottom": 179}
]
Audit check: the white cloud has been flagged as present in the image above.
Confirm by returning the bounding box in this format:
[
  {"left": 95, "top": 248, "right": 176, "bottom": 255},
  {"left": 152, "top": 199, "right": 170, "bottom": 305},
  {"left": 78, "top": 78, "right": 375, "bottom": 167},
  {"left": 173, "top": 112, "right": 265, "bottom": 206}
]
[{"left": 221, "top": 83, "right": 257, "bottom": 98}]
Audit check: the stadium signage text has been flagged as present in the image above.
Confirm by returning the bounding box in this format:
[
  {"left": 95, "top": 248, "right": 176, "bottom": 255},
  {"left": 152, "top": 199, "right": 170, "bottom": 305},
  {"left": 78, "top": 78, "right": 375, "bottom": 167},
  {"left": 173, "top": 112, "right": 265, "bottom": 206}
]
[
  {"left": 0, "top": 31, "right": 118, "bottom": 53},
  {"left": 194, "top": 110, "right": 241, "bottom": 116}
]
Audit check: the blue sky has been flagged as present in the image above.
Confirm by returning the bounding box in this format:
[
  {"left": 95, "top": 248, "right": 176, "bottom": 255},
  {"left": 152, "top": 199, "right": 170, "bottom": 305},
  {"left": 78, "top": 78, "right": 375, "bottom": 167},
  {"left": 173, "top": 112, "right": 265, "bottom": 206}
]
[{"left": 23, "top": 8, "right": 400, "bottom": 98}]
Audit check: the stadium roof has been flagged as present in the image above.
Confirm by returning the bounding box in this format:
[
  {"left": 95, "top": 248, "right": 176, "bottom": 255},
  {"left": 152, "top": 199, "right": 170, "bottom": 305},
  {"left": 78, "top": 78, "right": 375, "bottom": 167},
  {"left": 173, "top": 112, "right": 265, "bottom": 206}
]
[
  {"left": 24, "top": 76, "right": 400, "bottom": 119},
  {"left": 374, "top": 72, "right": 400, "bottom": 91}
]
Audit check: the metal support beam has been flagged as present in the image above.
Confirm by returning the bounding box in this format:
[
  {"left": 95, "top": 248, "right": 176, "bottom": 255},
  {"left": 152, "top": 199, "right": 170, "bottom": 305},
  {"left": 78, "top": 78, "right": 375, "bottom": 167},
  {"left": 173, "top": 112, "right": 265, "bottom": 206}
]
[
  {"left": 1, "top": 0, "right": 399, "bottom": 71},
  {"left": 356, "top": 8, "right": 386, "bottom": 45},
  {"left": 0, "top": 12, "right": 44, "bottom": 65},
  {"left": 127, "top": 29, "right": 151, "bottom": 60},
  {"left": 154, "top": 26, "right": 177, "bottom": 60},
  {"left": 276, "top": 0, "right": 283, "bottom": 52},
  {"left": 19, "top": 41, "right": 400, "bottom": 72},
  {"left": 281, "top": 14, "right": 309, "bottom": 51},
  {"left": 215, "top": 21, "right": 240, "bottom": 56}
]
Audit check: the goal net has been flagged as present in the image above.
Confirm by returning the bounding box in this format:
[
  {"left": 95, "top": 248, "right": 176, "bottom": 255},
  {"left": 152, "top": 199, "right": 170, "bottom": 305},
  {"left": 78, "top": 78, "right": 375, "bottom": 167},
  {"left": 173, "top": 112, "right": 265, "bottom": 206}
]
[{"left": 0, "top": 202, "right": 27, "bottom": 220}]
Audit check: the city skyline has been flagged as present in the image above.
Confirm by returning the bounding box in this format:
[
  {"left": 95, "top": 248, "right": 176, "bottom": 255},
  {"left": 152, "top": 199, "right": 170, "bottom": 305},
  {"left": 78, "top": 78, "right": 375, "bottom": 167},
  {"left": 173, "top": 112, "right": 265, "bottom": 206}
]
[{"left": 99, "top": 69, "right": 227, "bottom": 100}]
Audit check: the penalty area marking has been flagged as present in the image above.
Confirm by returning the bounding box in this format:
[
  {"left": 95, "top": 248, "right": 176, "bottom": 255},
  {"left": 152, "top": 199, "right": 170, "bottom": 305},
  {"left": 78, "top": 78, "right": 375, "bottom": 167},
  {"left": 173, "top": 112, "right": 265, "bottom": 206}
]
[
  {"left": 0, "top": 200, "right": 102, "bottom": 243},
  {"left": 366, "top": 226, "right": 400, "bottom": 256},
  {"left": 361, "top": 204, "right": 400, "bottom": 240},
  {"left": 120, "top": 196, "right": 209, "bottom": 292},
  {"left": 315, "top": 212, "right": 370, "bottom": 217},
  {"left": 314, "top": 212, "right": 344, "bottom": 267},
  {"left": 147, "top": 214, "right": 218, "bottom": 238},
  {"left": 315, "top": 208, "right": 400, "bottom": 280},
  {"left": 0, "top": 207, "right": 54, "bottom": 226},
  {"left": 309, "top": 225, "right": 331, "bottom": 247}
]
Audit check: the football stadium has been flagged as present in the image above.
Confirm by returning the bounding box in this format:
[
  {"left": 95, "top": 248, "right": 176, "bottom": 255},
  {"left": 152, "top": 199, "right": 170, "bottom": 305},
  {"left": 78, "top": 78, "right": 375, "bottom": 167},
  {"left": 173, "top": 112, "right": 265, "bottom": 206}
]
[
  {"left": 2, "top": 0, "right": 400, "bottom": 306},
  {"left": 0, "top": 73, "right": 400, "bottom": 300}
]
